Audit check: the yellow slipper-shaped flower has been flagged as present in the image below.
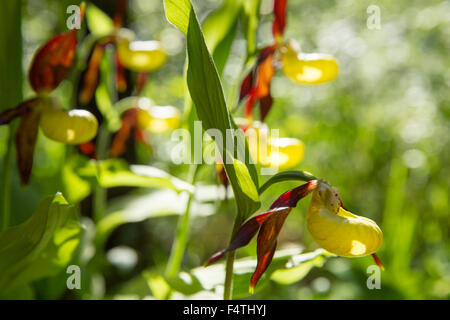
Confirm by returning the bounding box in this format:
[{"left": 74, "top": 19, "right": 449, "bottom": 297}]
[
  {"left": 40, "top": 108, "right": 98, "bottom": 144},
  {"left": 137, "top": 104, "right": 181, "bottom": 134},
  {"left": 117, "top": 28, "right": 167, "bottom": 73},
  {"left": 247, "top": 122, "right": 305, "bottom": 169},
  {"left": 280, "top": 40, "right": 338, "bottom": 85},
  {"left": 306, "top": 182, "right": 383, "bottom": 257}
]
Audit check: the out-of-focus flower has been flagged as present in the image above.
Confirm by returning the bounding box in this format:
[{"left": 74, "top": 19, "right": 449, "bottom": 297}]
[
  {"left": 0, "top": 5, "right": 97, "bottom": 184},
  {"left": 109, "top": 97, "right": 181, "bottom": 157},
  {"left": 280, "top": 40, "right": 339, "bottom": 85},
  {"left": 117, "top": 28, "right": 167, "bottom": 73},
  {"left": 247, "top": 121, "right": 305, "bottom": 169},
  {"left": 136, "top": 104, "right": 181, "bottom": 134},
  {"left": 240, "top": 0, "right": 339, "bottom": 122},
  {"left": 39, "top": 108, "right": 98, "bottom": 145}
]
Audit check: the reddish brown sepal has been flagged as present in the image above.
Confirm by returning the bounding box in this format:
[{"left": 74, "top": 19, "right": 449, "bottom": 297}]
[
  {"left": 204, "top": 208, "right": 286, "bottom": 267},
  {"left": 239, "top": 72, "right": 254, "bottom": 102},
  {"left": 115, "top": 53, "right": 127, "bottom": 93},
  {"left": 15, "top": 110, "right": 41, "bottom": 185},
  {"left": 110, "top": 108, "right": 137, "bottom": 157},
  {"left": 79, "top": 43, "right": 105, "bottom": 105},
  {"left": 205, "top": 180, "right": 318, "bottom": 291},
  {"left": 110, "top": 107, "right": 150, "bottom": 157},
  {"left": 0, "top": 97, "right": 41, "bottom": 125},
  {"left": 272, "top": 0, "right": 287, "bottom": 39},
  {"left": 259, "top": 94, "right": 273, "bottom": 123},
  {"left": 240, "top": 45, "right": 276, "bottom": 121},
  {"left": 28, "top": 30, "right": 78, "bottom": 93},
  {"left": 270, "top": 180, "right": 318, "bottom": 209}
]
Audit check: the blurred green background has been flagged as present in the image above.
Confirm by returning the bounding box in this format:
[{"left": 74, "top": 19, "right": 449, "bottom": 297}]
[{"left": 0, "top": 0, "right": 449, "bottom": 299}]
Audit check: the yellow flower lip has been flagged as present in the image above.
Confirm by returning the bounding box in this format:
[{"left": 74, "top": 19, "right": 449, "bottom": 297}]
[
  {"left": 40, "top": 108, "right": 98, "bottom": 145},
  {"left": 280, "top": 39, "right": 339, "bottom": 85},
  {"left": 117, "top": 28, "right": 167, "bottom": 73},
  {"left": 246, "top": 122, "right": 305, "bottom": 169},
  {"left": 306, "top": 182, "right": 383, "bottom": 257},
  {"left": 137, "top": 104, "right": 181, "bottom": 134}
]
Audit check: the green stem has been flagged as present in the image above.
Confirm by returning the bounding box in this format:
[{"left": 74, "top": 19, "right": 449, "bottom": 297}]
[
  {"left": 0, "top": 126, "right": 14, "bottom": 231},
  {"left": 0, "top": 0, "right": 22, "bottom": 231},
  {"left": 223, "top": 214, "right": 243, "bottom": 300},
  {"left": 93, "top": 124, "right": 109, "bottom": 222},
  {"left": 165, "top": 164, "right": 199, "bottom": 279},
  {"left": 223, "top": 250, "right": 236, "bottom": 300}
]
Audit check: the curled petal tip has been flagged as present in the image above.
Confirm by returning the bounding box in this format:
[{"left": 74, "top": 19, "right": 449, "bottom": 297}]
[
  {"left": 249, "top": 285, "right": 255, "bottom": 295},
  {"left": 204, "top": 251, "right": 225, "bottom": 267},
  {"left": 372, "top": 253, "right": 385, "bottom": 271}
]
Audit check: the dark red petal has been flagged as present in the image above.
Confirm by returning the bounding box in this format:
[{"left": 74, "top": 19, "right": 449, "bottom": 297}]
[
  {"left": 78, "top": 141, "right": 97, "bottom": 159},
  {"left": 204, "top": 207, "right": 287, "bottom": 266},
  {"left": 270, "top": 180, "right": 318, "bottom": 209},
  {"left": 259, "top": 94, "right": 273, "bottom": 122},
  {"left": 15, "top": 110, "right": 41, "bottom": 185},
  {"left": 79, "top": 43, "right": 104, "bottom": 105},
  {"left": 250, "top": 208, "right": 290, "bottom": 291},
  {"left": 250, "top": 240, "right": 277, "bottom": 293},
  {"left": 244, "top": 87, "right": 257, "bottom": 119},
  {"left": 29, "top": 30, "right": 78, "bottom": 93},
  {"left": 255, "top": 53, "right": 275, "bottom": 100},
  {"left": 0, "top": 97, "right": 41, "bottom": 125},
  {"left": 135, "top": 72, "right": 149, "bottom": 95},
  {"left": 115, "top": 52, "right": 127, "bottom": 93},
  {"left": 239, "top": 72, "right": 254, "bottom": 102},
  {"left": 109, "top": 108, "right": 137, "bottom": 157},
  {"left": 257, "top": 45, "right": 277, "bottom": 64},
  {"left": 272, "top": 0, "right": 287, "bottom": 39}
]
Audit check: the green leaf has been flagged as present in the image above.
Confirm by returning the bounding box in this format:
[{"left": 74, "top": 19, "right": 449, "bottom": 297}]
[
  {"left": 164, "top": 0, "right": 260, "bottom": 221},
  {"left": 95, "top": 189, "right": 215, "bottom": 248},
  {"left": 271, "top": 249, "right": 331, "bottom": 285},
  {"left": 191, "top": 247, "right": 331, "bottom": 298},
  {"left": 258, "top": 170, "right": 318, "bottom": 195},
  {"left": 85, "top": 3, "right": 115, "bottom": 38},
  {"left": 0, "top": 193, "right": 81, "bottom": 296},
  {"left": 62, "top": 156, "right": 194, "bottom": 203},
  {"left": 97, "top": 160, "right": 194, "bottom": 192},
  {"left": 203, "top": 0, "right": 241, "bottom": 75}
]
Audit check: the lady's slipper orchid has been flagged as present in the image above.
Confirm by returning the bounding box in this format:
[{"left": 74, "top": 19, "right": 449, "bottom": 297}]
[
  {"left": 239, "top": 0, "right": 338, "bottom": 121},
  {"left": 0, "top": 8, "right": 87, "bottom": 185},
  {"left": 109, "top": 97, "right": 181, "bottom": 157},
  {"left": 39, "top": 108, "right": 98, "bottom": 145},
  {"left": 247, "top": 122, "right": 305, "bottom": 169},
  {"left": 117, "top": 28, "right": 167, "bottom": 73},
  {"left": 307, "top": 182, "right": 383, "bottom": 257},
  {"left": 205, "top": 179, "right": 383, "bottom": 292},
  {"left": 280, "top": 40, "right": 339, "bottom": 85},
  {"left": 136, "top": 104, "right": 181, "bottom": 134}
]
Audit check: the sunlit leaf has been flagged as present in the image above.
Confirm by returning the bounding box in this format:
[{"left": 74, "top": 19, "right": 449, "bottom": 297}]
[
  {"left": 62, "top": 156, "right": 194, "bottom": 203},
  {"left": 197, "top": 247, "right": 330, "bottom": 298},
  {"left": 85, "top": 3, "right": 115, "bottom": 38},
  {"left": 258, "top": 170, "right": 318, "bottom": 194},
  {"left": 0, "top": 193, "right": 81, "bottom": 296},
  {"left": 164, "top": 0, "right": 260, "bottom": 221},
  {"left": 95, "top": 189, "right": 214, "bottom": 249}
]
